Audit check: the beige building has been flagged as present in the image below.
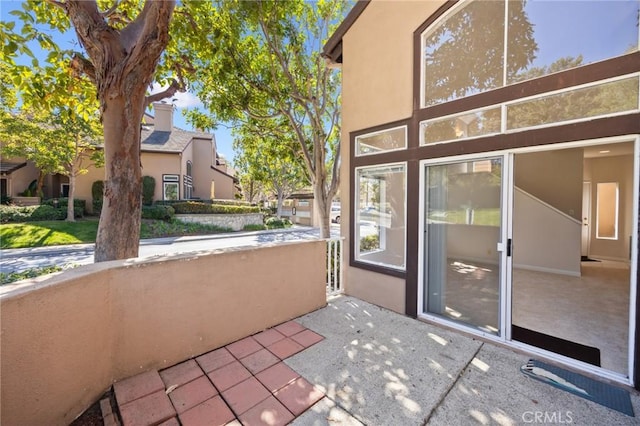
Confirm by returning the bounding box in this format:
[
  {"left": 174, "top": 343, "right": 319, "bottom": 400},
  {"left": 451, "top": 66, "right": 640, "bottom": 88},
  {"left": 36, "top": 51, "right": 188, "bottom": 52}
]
[
  {"left": 1, "top": 102, "right": 238, "bottom": 212},
  {"left": 326, "top": 0, "right": 640, "bottom": 390}
]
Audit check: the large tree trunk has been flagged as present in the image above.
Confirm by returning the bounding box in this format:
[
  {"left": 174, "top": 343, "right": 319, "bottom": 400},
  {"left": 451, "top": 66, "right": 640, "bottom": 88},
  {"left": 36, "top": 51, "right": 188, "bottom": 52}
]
[{"left": 94, "top": 95, "right": 144, "bottom": 262}]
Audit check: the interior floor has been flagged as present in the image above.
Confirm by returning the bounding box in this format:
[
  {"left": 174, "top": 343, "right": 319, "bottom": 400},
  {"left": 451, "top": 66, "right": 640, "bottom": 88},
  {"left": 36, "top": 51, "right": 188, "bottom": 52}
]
[
  {"left": 513, "top": 259, "right": 630, "bottom": 375},
  {"left": 435, "top": 258, "right": 630, "bottom": 375}
]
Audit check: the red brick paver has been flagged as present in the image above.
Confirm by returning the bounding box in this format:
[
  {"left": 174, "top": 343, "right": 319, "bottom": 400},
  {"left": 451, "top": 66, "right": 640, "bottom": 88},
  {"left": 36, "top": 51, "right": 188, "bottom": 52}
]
[
  {"left": 274, "top": 320, "right": 306, "bottom": 337},
  {"left": 112, "top": 320, "right": 325, "bottom": 426},
  {"left": 114, "top": 370, "right": 165, "bottom": 406},
  {"left": 196, "top": 347, "right": 236, "bottom": 373},
  {"left": 255, "top": 362, "right": 300, "bottom": 393},
  {"left": 160, "top": 360, "right": 203, "bottom": 388},
  {"left": 238, "top": 395, "right": 295, "bottom": 426},
  {"left": 291, "top": 329, "right": 324, "bottom": 348},
  {"left": 207, "top": 360, "right": 252, "bottom": 392},
  {"left": 222, "top": 377, "right": 271, "bottom": 416},
  {"left": 178, "top": 396, "right": 235, "bottom": 426},
  {"left": 168, "top": 375, "right": 218, "bottom": 414},
  {"left": 267, "top": 337, "right": 305, "bottom": 359},
  {"left": 240, "top": 348, "right": 281, "bottom": 375},
  {"left": 226, "top": 336, "right": 262, "bottom": 359},
  {"left": 274, "top": 377, "right": 324, "bottom": 416},
  {"left": 119, "top": 390, "right": 175, "bottom": 426},
  {"left": 253, "top": 328, "right": 287, "bottom": 347}
]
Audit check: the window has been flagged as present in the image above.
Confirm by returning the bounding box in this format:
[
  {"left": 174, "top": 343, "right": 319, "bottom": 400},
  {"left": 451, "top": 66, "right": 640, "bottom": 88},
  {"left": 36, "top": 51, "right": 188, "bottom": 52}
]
[
  {"left": 506, "top": 76, "right": 640, "bottom": 131},
  {"left": 355, "top": 163, "right": 406, "bottom": 270},
  {"left": 421, "top": 107, "right": 501, "bottom": 145},
  {"left": 184, "top": 161, "right": 193, "bottom": 199},
  {"left": 596, "top": 182, "right": 619, "bottom": 240},
  {"left": 163, "top": 174, "right": 179, "bottom": 201},
  {"left": 421, "top": 0, "right": 639, "bottom": 107},
  {"left": 355, "top": 126, "right": 407, "bottom": 156}
]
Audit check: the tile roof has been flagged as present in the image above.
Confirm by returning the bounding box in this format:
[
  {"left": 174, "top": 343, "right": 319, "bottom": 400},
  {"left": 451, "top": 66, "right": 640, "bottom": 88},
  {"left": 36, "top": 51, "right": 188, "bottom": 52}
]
[{"left": 140, "top": 125, "right": 213, "bottom": 153}]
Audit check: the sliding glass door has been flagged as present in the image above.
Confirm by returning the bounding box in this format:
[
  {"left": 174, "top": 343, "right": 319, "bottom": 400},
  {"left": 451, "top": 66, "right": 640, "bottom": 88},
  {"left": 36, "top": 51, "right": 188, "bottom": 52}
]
[{"left": 423, "top": 157, "right": 507, "bottom": 335}]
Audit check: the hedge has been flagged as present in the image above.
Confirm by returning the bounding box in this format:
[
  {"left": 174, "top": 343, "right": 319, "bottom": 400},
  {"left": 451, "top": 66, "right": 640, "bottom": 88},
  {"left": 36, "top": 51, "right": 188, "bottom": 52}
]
[
  {"left": 0, "top": 205, "right": 66, "bottom": 223},
  {"left": 171, "top": 201, "right": 261, "bottom": 214},
  {"left": 142, "top": 205, "right": 175, "bottom": 221},
  {"left": 265, "top": 216, "right": 292, "bottom": 229},
  {"left": 41, "top": 198, "right": 86, "bottom": 218}
]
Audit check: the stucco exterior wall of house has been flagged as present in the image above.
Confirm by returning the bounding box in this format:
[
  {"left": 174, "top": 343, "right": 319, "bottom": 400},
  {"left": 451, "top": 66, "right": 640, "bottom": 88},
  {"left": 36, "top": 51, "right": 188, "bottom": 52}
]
[
  {"left": 73, "top": 163, "right": 105, "bottom": 214},
  {"left": 141, "top": 151, "right": 182, "bottom": 201},
  {"left": 211, "top": 167, "right": 235, "bottom": 200},
  {"left": 192, "top": 138, "right": 215, "bottom": 200},
  {"left": 4, "top": 159, "right": 39, "bottom": 197},
  {"left": 0, "top": 240, "right": 327, "bottom": 426},
  {"left": 339, "top": 1, "right": 444, "bottom": 313}
]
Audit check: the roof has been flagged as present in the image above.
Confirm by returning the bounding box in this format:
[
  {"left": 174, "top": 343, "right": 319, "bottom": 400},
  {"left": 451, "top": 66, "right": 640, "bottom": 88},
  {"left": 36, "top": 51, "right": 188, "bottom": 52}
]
[
  {"left": 322, "top": 0, "right": 370, "bottom": 64},
  {"left": 140, "top": 125, "right": 212, "bottom": 154},
  {"left": 210, "top": 165, "right": 239, "bottom": 183},
  {"left": 0, "top": 161, "right": 27, "bottom": 176}
]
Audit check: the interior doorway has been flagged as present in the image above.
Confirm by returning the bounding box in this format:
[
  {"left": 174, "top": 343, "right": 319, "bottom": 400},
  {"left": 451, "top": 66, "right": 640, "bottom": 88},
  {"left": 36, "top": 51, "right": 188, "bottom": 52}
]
[{"left": 511, "top": 141, "right": 634, "bottom": 376}]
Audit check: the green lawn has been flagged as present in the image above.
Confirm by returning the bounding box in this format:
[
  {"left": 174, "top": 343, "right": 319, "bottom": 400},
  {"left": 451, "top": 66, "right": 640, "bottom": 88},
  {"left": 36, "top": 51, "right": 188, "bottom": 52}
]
[
  {"left": 0, "top": 219, "right": 99, "bottom": 249},
  {"left": 0, "top": 219, "right": 236, "bottom": 249}
]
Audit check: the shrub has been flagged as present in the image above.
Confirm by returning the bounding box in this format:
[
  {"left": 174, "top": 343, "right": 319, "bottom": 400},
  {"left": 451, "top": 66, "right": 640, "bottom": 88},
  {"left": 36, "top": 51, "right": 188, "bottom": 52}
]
[
  {"left": 142, "top": 204, "right": 175, "bottom": 221},
  {"left": 1, "top": 195, "right": 12, "bottom": 205},
  {"left": 142, "top": 176, "right": 155, "bottom": 206},
  {"left": 359, "top": 234, "right": 380, "bottom": 252},
  {"left": 0, "top": 205, "right": 65, "bottom": 223},
  {"left": 42, "top": 198, "right": 86, "bottom": 218},
  {"left": 1, "top": 265, "right": 65, "bottom": 285},
  {"left": 91, "top": 180, "right": 104, "bottom": 215},
  {"left": 171, "top": 201, "right": 260, "bottom": 214},
  {"left": 243, "top": 224, "right": 267, "bottom": 231},
  {"left": 210, "top": 199, "right": 254, "bottom": 206},
  {"left": 265, "top": 216, "right": 292, "bottom": 229}
]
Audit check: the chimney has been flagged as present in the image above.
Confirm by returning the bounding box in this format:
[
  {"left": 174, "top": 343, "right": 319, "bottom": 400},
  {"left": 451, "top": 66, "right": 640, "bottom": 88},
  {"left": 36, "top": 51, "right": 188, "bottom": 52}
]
[{"left": 153, "top": 102, "right": 173, "bottom": 132}]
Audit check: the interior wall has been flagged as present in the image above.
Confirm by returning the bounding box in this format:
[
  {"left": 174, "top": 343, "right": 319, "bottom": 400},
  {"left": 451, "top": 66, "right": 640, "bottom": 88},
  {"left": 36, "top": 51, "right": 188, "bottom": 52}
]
[
  {"left": 586, "top": 155, "right": 634, "bottom": 261},
  {"left": 512, "top": 188, "right": 582, "bottom": 275},
  {"left": 514, "top": 149, "right": 583, "bottom": 221}
]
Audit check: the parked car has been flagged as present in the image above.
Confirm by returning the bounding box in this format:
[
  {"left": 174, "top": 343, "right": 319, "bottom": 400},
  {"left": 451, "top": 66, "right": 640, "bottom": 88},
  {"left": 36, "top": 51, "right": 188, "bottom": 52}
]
[{"left": 330, "top": 205, "right": 341, "bottom": 223}]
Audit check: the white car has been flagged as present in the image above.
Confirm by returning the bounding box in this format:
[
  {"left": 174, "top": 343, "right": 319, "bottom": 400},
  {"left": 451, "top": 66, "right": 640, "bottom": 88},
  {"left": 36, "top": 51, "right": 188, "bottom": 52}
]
[{"left": 330, "top": 205, "right": 341, "bottom": 223}]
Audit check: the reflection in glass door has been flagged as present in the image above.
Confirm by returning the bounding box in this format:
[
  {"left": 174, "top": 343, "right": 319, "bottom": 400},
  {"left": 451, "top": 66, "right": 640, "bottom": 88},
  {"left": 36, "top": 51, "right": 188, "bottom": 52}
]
[{"left": 423, "top": 158, "right": 505, "bottom": 335}]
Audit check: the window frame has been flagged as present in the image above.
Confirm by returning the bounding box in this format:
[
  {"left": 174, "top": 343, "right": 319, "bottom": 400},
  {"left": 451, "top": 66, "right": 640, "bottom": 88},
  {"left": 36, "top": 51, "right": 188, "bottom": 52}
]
[
  {"left": 355, "top": 125, "right": 408, "bottom": 157},
  {"left": 353, "top": 162, "right": 407, "bottom": 272}
]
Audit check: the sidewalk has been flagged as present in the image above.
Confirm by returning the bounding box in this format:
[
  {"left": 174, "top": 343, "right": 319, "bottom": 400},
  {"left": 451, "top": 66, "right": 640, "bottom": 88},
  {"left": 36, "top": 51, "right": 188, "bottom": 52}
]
[{"left": 107, "top": 296, "right": 640, "bottom": 425}]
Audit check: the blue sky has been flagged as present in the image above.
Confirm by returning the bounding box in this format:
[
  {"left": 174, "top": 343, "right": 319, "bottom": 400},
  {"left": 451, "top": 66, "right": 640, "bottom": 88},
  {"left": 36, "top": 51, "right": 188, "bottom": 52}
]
[{"left": 0, "top": 1, "right": 237, "bottom": 164}]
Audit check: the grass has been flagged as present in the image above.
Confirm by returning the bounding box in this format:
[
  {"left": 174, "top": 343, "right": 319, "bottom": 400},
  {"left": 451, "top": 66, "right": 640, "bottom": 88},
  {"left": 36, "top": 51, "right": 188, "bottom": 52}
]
[
  {"left": 0, "top": 219, "right": 100, "bottom": 249},
  {"left": 0, "top": 218, "right": 235, "bottom": 249}
]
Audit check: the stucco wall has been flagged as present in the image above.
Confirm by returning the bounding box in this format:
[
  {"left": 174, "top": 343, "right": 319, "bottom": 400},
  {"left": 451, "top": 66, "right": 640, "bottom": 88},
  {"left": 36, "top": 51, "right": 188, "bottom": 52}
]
[
  {"left": 211, "top": 167, "right": 235, "bottom": 200},
  {"left": 0, "top": 241, "right": 327, "bottom": 425},
  {"left": 340, "top": 1, "right": 444, "bottom": 313}
]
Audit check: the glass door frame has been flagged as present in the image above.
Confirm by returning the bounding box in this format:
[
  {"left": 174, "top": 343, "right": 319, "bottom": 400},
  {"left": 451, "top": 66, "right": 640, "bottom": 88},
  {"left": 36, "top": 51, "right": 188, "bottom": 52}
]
[
  {"left": 417, "top": 152, "right": 513, "bottom": 344},
  {"left": 417, "top": 136, "right": 638, "bottom": 386}
]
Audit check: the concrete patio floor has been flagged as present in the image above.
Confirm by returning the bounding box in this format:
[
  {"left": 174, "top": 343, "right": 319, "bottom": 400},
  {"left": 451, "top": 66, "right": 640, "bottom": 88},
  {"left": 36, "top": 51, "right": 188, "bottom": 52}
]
[{"left": 110, "top": 295, "right": 640, "bottom": 425}]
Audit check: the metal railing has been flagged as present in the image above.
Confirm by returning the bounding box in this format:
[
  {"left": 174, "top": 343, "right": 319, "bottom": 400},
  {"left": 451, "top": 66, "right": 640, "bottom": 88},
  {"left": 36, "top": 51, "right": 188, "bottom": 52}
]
[{"left": 326, "top": 237, "right": 344, "bottom": 296}]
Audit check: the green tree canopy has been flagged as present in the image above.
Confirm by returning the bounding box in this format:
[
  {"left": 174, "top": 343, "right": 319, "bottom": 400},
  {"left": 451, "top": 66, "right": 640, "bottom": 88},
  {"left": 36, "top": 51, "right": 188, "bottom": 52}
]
[{"left": 184, "top": 0, "right": 346, "bottom": 238}]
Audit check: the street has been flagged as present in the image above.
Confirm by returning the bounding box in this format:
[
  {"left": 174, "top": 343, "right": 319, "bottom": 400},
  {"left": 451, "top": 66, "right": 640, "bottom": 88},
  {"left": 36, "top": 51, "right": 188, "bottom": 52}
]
[{"left": 0, "top": 225, "right": 340, "bottom": 275}]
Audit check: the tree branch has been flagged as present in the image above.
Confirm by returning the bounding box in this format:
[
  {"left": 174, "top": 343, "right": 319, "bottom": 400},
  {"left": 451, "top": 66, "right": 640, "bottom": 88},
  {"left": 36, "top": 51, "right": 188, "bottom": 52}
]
[
  {"left": 144, "top": 79, "right": 181, "bottom": 106},
  {"left": 70, "top": 53, "right": 96, "bottom": 83},
  {"left": 100, "top": 1, "right": 120, "bottom": 18}
]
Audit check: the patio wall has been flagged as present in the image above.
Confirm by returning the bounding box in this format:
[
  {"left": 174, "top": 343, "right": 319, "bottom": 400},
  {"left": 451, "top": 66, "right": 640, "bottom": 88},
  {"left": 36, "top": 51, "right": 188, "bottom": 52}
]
[{"left": 0, "top": 240, "right": 327, "bottom": 426}]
